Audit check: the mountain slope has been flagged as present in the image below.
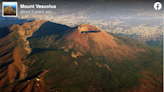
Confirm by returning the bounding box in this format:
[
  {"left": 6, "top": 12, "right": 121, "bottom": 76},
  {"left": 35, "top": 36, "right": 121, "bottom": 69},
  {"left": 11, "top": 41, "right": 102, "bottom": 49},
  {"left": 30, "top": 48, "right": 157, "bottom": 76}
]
[
  {"left": 0, "top": 20, "right": 162, "bottom": 92},
  {"left": 0, "top": 31, "right": 25, "bottom": 87},
  {"left": 0, "top": 20, "right": 48, "bottom": 92},
  {"left": 64, "top": 24, "right": 147, "bottom": 61},
  {"left": 26, "top": 22, "right": 162, "bottom": 91}
]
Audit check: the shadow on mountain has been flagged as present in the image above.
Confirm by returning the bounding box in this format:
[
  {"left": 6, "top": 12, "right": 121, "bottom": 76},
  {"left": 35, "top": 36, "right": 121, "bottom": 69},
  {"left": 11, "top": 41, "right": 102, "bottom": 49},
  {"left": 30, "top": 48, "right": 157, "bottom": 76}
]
[
  {"left": 81, "top": 30, "right": 100, "bottom": 33},
  {"left": 0, "top": 49, "right": 14, "bottom": 61},
  {"left": 0, "top": 60, "right": 13, "bottom": 70},
  {"left": 19, "top": 71, "right": 43, "bottom": 83},
  {"left": 0, "top": 27, "right": 11, "bottom": 39},
  {"left": 31, "top": 21, "right": 72, "bottom": 39},
  {"left": 27, "top": 22, "right": 75, "bottom": 58}
]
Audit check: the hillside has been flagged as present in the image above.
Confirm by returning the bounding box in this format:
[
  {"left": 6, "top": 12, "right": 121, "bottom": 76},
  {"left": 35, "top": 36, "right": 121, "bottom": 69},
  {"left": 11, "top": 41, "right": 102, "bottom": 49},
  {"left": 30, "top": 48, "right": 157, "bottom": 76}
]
[
  {"left": 0, "top": 29, "right": 26, "bottom": 87},
  {"left": 0, "top": 20, "right": 48, "bottom": 92},
  {"left": 0, "top": 20, "right": 163, "bottom": 92}
]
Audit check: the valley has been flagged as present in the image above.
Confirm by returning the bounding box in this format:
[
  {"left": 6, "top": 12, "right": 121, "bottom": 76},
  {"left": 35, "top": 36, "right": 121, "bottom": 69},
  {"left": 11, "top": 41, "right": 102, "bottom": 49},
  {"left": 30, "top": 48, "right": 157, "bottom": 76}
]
[{"left": 0, "top": 20, "right": 162, "bottom": 92}]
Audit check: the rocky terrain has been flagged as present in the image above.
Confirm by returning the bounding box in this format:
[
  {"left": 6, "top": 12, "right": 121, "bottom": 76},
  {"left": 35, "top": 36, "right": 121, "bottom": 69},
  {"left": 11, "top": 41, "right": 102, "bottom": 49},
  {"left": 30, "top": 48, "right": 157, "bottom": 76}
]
[
  {"left": 0, "top": 20, "right": 162, "bottom": 92},
  {"left": 0, "top": 31, "right": 26, "bottom": 87},
  {"left": 9, "top": 19, "right": 47, "bottom": 54},
  {"left": 65, "top": 24, "right": 145, "bottom": 61},
  {"left": 0, "top": 20, "right": 48, "bottom": 92}
]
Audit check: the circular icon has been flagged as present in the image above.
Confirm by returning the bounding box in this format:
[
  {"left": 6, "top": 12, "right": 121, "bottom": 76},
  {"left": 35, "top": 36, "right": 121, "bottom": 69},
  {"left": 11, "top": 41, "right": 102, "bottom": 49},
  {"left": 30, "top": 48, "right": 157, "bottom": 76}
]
[{"left": 154, "top": 2, "right": 162, "bottom": 10}]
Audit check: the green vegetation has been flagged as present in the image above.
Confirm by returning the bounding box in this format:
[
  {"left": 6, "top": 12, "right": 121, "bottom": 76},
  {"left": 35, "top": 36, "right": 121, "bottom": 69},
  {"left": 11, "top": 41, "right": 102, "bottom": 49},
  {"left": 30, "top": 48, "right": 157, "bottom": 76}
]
[
  {"left": 27, "top": 50, "right": 143, "bottom": 91},
  {"left": 146, "top": 40, "right": 163, "bottom": 51},
  {"left": 109, "top": 33, "right": 148, "bottom": 48},
  {"left": 4, "top": 21, "right": 162, "bottom": 91},
  {"left": 24, "top": 33, "right": 163, "bottom": 92},
  {"left": 9, "top": 32, "right": 28, "bottom": 57},
  {"left": 28, "top": 34, "right": 59, "bottom": 49},
  {"left": 111, "top": 33, "right": 163, "bottom": 52},
  {"left": 9, "top": 32, "right": 20, "bottom": 43}
]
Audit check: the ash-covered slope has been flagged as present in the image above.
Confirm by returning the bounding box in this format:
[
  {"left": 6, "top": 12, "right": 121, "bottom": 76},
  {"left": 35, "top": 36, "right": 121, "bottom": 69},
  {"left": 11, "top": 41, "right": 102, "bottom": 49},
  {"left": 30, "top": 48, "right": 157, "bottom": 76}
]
[
  {"left": 56, "top": 23, "right": 146, "bottom": 62},
  {"left": 0, "top": 20, "right": 162, "bottom": 92},
  {"left": 0, "top": 71, "right": 48, "bottom": 92},
  {"left": 0, "top": 30, "right": 26, "bottom": 87},
  {"left": 0, "top": 20, "right": 48, "bottom": 92},
  {"left": 26, "top": 21, "right": 162, "bottom": 92}
]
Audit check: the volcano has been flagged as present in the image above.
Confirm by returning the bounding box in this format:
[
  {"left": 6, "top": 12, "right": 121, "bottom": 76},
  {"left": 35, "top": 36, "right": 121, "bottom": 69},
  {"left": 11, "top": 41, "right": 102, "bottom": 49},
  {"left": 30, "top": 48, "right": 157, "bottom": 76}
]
[
  {"left": 0, "top": 20, "right": 162, "bottom": 92},
  {"left": 64, "top": 24, "right": 143, "bottom": 61}
]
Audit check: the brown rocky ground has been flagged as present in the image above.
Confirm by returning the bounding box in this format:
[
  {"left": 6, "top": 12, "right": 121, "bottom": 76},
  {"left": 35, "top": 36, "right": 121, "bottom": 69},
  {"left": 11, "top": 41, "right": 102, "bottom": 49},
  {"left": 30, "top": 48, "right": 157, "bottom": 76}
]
[
  {"left": 0, "top": 21, "right": 162, "bottom": 92},
  {"left": 65, "top": 24, "right": 144, "bottom": 61},
  {"left": 0, "top": 20, "right": 48, "bottom": 92},
  {"left": 0, "top": 34, "right": 25, "bottom": 87}
]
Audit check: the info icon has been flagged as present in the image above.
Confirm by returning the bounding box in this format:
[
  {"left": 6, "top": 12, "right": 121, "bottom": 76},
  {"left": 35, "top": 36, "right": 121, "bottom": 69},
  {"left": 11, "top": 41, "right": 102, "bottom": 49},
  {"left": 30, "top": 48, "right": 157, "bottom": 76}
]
[{"left": 2, "top": 2, "right": 18, "bottom": 17}]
